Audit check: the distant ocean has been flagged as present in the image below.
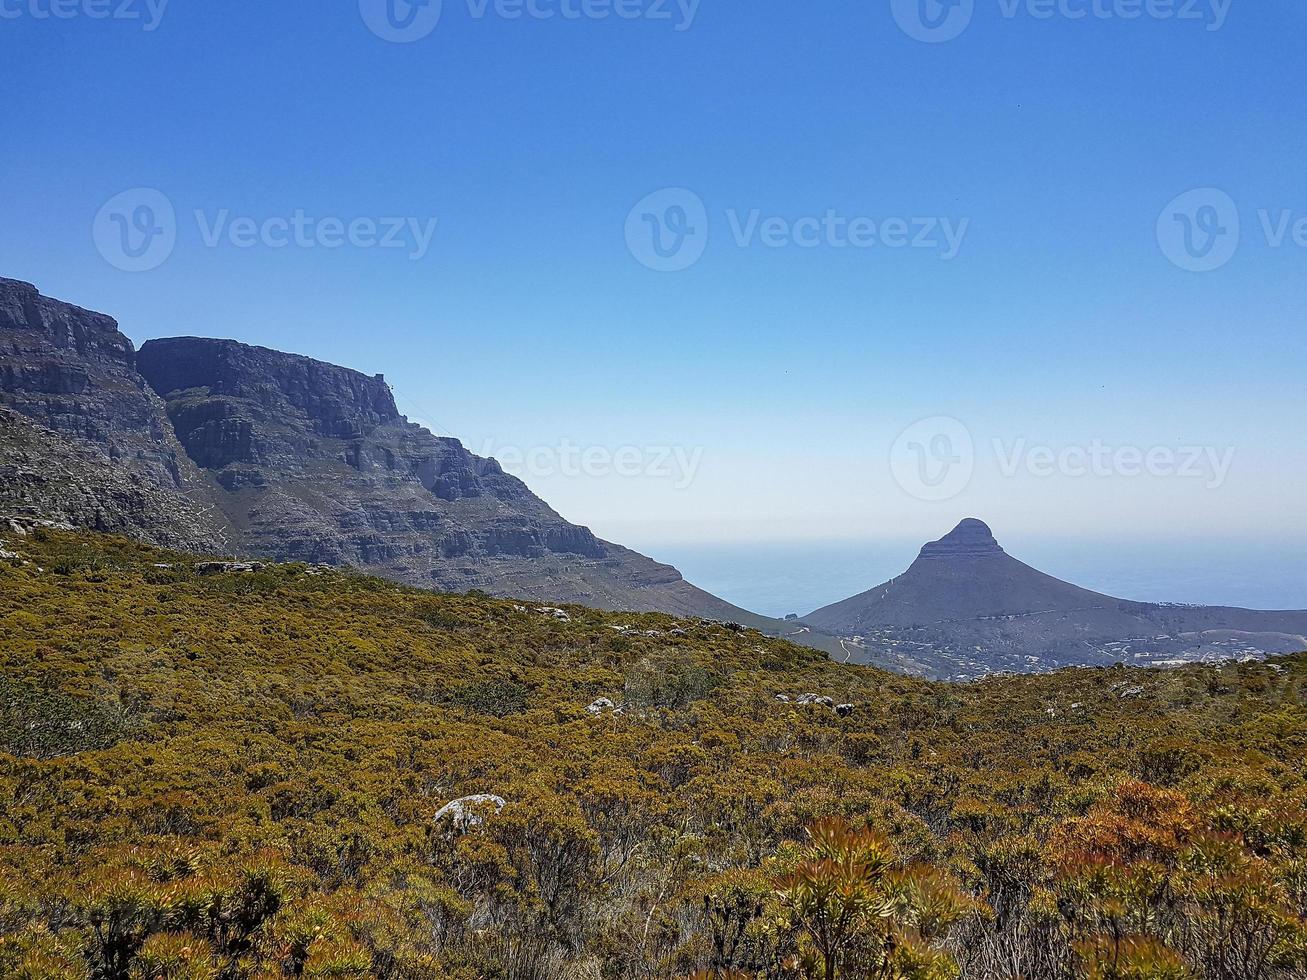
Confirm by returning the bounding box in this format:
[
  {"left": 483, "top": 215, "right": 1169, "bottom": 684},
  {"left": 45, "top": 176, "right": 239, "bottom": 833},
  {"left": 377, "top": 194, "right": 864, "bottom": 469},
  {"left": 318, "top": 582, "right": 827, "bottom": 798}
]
[{"left": 648, "top": 538, "right": 1307, "bottom": 620}]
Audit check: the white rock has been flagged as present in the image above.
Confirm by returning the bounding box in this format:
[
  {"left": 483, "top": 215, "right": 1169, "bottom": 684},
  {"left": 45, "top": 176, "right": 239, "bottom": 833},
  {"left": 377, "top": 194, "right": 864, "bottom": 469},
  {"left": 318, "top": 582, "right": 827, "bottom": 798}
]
[
  {"left": 434, "top": 794, "right": 507, "bottom": 833},
  {"left": 795, "top": 694, "right": 835, "bottom": 707},
  {"left": 195, "top": 561, "right": 265, "bottom": 575}
]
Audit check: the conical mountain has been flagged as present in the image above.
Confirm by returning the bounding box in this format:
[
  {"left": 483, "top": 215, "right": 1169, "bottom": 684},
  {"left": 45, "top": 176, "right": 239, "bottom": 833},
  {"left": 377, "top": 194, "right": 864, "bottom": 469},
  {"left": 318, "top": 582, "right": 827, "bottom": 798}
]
[
  {"left": 806, "top": 519, "right": 1127, "bottom": 631},
  {"left": 806, "top": 519, "right": 1307, "bottom": 679}
]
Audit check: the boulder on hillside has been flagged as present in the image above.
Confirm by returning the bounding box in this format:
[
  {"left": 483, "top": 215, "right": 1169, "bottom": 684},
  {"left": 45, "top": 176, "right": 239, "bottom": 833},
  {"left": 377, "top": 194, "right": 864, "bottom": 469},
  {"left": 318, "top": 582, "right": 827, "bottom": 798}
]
[
  {"left": 195, "top": 561, "right": 265, "bottom": 575},
  {"left": 795, "top": 694, "right": 835, "bottom": 708},
  {"left": 434, "top": 794, "right": 506, "bottom": 834}
]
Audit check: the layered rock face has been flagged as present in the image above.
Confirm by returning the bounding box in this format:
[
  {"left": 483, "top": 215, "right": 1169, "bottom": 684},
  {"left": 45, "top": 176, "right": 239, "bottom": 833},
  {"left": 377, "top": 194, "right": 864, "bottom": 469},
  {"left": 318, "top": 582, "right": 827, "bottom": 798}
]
[
  {"left": 0, "top": 278, "right": 820, "bottom": 641},
  {"left": 1, "top": 278, "right": 172, "bottom": 476},
  {"left": 135, "top": 336, "right": 612, "bottom": 579},
  {"left": 129, "top": 337, "right": 799, "bottom": 624},
  {"left": 0, "top": 406, "right": 228, "bottom": 553},
  {"left": 0, "top": 279, "right": 228, "bottom": 551},
  {"left": 137, "top": 337, "right": 403, "bottom": 446},
  {"left": 916, "top": 517, "right": 1006, "bottom": 560}
]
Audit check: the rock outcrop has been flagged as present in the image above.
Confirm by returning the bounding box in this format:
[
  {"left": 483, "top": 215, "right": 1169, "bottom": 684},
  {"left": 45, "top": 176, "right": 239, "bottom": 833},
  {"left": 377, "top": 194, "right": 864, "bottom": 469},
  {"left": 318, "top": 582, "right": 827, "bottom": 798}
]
[
  {"left": 0, "top": 278, "right": 191, "bottom": 487},
  {"left": 129, "top": 335, "right": 815, "bottom": 630},
  {"left": 0, "top": 406, "right": 228, "bottom": 553},
  {"left": 0, "top": 278, "right": 228, "bottom": 552},
  {"left": 134, "top": 336, "right": 619, "bottom": 584},
  {"left": 916, "top": 517, "right": 1005, "bottom": 560},
  {"left": 433, "top": 794, "right": 507, "bottom": 834}
]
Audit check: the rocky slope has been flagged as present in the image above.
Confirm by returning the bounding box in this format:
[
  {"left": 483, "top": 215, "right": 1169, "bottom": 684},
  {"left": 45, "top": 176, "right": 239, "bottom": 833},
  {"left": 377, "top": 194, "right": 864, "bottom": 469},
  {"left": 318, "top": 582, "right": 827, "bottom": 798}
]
[
  {"left": 0, "top": 278, "right": 228, "bottom": 551},
  {"left": 135, "top": 337, "right": 607, "bottom": 568},
  {"left": 131, "top": 335, "right": 804, "bottom": 629},
  {"left": 0, "top": 278, "right": 813, "bottom": 641},
  {"left": 0, "top": 407, "right": 228, "bottom": 553},
  {"left": 1, "top": 278, "right": 181, "bottom": 479},
  {"left": 808, "top": 519, "right": 1307, "bottom": 679}
]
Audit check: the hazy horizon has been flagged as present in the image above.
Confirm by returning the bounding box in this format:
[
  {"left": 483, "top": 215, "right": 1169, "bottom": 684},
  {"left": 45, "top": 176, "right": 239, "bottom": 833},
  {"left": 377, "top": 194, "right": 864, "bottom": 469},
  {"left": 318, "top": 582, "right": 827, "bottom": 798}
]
[{"left": 645, "top": 534, "right": 1307, "bottom": 619}]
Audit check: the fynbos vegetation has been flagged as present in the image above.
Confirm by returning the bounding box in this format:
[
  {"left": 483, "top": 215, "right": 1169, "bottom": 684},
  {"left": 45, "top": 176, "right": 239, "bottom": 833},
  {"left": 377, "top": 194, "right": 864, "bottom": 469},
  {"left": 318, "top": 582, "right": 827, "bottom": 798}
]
[{"left": 1, "top": 530, "right": 1304, "bottom": 978}]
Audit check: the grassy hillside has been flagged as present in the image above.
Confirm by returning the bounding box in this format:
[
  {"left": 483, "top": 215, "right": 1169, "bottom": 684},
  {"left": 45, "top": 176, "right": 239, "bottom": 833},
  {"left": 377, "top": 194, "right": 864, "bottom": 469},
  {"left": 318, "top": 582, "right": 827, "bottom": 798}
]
[{"left": 0, "top": 529, "right": 1305, "bottom": 979}]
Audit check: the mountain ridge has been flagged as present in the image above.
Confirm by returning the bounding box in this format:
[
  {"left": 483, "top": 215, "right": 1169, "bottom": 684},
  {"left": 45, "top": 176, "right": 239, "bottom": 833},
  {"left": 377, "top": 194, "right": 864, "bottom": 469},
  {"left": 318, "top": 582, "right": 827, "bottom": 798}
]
[
  {"left": 0, "top": 277, "right": 824, "bottom": 647},
  {"left": 4, "top": 276, "right": 1298, "bottom": 675}
]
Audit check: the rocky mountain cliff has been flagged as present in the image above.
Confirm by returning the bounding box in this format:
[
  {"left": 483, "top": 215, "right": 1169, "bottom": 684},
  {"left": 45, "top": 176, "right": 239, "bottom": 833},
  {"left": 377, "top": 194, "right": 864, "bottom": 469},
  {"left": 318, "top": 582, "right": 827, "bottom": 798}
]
[
  {"left": 808, "top": 519, "right": 1307, "bottom": 679},
  {"left": 0, "top": 278, "right": 812, "bottom": 640},
  {"left": 134, "top": 336, "right": 648, "bottom": 593},
  {"left": 0, "top": 407, "right": 227, "bottom": 553},
  {"left": 1, "top": 278, "right": 176, "bottom": 476},
  {"left": 0, "top": 279, "right": 228, "bottom": 551}
]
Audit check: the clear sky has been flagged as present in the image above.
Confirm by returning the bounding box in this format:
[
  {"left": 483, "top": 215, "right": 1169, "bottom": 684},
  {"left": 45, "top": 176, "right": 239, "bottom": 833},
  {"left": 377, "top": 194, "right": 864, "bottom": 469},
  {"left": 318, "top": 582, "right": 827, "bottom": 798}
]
[{"left": 3, "top": 0, "right": 1306, "bottom": 554}]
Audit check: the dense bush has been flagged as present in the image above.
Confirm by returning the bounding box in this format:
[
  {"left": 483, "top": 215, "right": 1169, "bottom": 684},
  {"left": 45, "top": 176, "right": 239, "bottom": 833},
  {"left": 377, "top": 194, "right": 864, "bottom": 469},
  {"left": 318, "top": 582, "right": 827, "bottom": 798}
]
[{"left": 0, "top": 530, "right": 1304, "bottom": 978}]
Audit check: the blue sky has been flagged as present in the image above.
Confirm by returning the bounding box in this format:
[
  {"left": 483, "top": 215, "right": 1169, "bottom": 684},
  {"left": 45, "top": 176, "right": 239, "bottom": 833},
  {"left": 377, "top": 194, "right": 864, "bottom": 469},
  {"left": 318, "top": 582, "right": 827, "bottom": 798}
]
[{"left": 3, "top": 0, "right": 1306, "bottom": 555}]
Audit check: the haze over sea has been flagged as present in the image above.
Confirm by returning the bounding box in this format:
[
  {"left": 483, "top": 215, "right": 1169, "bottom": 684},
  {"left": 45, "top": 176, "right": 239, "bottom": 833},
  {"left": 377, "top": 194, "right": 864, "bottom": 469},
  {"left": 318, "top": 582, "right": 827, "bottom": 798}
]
[{"left": 645, "top": 537, "right": 1307, "bottom": 621}]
